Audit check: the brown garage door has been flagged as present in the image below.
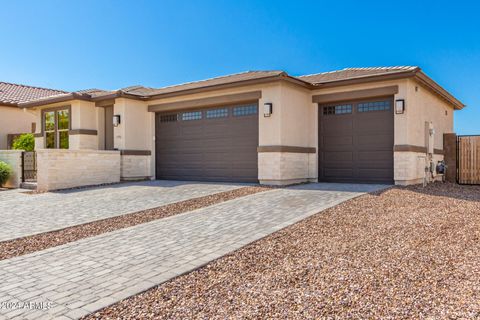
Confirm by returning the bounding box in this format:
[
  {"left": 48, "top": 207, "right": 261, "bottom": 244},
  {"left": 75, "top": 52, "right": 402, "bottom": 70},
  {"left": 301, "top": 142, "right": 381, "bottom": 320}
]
[
  {"left": 318, "top": 97, "right": 394, "bottom": 184},
  {"left": 155, "top": 103, "right": 258, "bottom": 182}
]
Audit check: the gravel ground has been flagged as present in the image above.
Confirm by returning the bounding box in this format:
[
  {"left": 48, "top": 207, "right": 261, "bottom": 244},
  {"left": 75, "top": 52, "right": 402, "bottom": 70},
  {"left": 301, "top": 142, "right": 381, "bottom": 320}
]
[
  {"left": 0, "top": 186, "right": 269, "bottom": 261},
  {"left": 85, "top": 183, "right": 480, "bottom": 320}
]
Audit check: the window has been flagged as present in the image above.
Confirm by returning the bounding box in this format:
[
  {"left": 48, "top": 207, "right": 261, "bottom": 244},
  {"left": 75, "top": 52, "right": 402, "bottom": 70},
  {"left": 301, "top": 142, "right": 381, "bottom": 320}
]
[
  {"left": 182, "top": 111, "right": 202, "bottom": 121},
  {"left": 43, "top": 108, "right": 70, "bottom": 149},
  {"left": 323, "top": 104, "right": 352, "bottom": 115},
  {"left": 57, "top": 110, "right": 69, "bottom": 149},
  {"left": 358, "top": 100, "right": 391, "bottom": 112},
  {"left": 233, "top": 104, "right": 257, "bottom": 116},
  {"left": 44, "top": 111, "right": 55, "bottom": 148},
  {"left": 160, "top": 114, "right": 178, "bottom": 122},
  {"left": 206, "top": 108, "right": 228, "bottom": 119}
]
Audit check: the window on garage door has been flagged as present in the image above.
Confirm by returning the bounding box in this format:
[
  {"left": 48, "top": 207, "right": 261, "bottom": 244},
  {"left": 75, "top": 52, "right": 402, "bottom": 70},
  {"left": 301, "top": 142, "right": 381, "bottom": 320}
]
[
  {"left": 206, "top": 108, "right": 228, "bottom": 119},
  {"left": 357, "top": 100, "right": 391, "bottom": 112},
  {"left": 323, "top": 104, "right": 352, "bottom": 115}
]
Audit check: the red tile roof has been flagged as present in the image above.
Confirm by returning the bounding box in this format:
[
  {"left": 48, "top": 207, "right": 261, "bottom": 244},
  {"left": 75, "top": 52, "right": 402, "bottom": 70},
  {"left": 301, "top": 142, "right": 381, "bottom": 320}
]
[{"left": 0, "top": 82, "right": 67, "bottom": 105}]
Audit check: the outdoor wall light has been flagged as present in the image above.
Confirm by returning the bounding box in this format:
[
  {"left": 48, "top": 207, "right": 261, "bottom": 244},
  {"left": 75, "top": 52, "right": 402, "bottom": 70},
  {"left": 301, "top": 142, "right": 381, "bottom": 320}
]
[
  {"left": 395, "top": 99, "right": 405, "bottom": 114},
  {"left": 263, "top": 103, "right": 273, "bottom": 117},
  {"left": 113, "top": 115, "right": 121, "bottom": 127}
]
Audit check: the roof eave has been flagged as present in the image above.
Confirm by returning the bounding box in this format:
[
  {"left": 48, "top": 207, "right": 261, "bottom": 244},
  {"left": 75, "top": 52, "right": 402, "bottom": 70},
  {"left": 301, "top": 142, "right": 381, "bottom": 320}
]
[
  {"left": 414, "top": 71, "right": 465, "bottom": 110},
  {"left": 146, "top": 74, "right": 312, "bottom": 100},
  {"left": 90, "top": 91, "right": 150, "bottom": 102},
  {"left": 313, "top": 69, "right": 420, "bottom": 88},
  {"left": 19, "top": 93, "right": 91, "bottom": 108},
  {"left": 0, "top": 101, "right": 20, "bottom": 108}
]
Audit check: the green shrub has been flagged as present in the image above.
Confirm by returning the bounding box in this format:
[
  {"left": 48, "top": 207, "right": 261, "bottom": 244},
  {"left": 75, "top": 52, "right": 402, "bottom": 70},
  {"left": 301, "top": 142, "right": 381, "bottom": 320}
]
[
  {"left": 0, "top": 161, "right": 12, "bottom": 187},
  {"left": 12, "top": 133, "right": 35, "bottom": 151}
]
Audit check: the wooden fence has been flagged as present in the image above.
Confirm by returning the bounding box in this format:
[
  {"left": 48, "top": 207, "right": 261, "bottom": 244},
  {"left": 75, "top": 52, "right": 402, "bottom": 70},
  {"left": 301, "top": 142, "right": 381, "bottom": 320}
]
[{"left": 458, "top": 135, "right": 480, "bottom": 184}]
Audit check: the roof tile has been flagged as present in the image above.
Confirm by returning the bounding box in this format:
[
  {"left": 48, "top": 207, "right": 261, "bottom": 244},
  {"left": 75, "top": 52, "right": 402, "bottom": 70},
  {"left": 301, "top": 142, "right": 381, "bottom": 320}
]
[
  {"left": 297, "top": 66, "right": 419, "bottom": 84},
  {"left": 148, "top": 71, "right": 285, "bottom": 96},
  {"left": 0, "top": 82, "right": 67, "bottom": 105}
]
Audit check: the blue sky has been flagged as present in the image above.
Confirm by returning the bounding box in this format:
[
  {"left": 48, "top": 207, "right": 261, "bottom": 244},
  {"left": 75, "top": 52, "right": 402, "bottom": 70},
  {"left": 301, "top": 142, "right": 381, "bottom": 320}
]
[{"left": 0, "top": 0, "right": 478, "bottom": 134}]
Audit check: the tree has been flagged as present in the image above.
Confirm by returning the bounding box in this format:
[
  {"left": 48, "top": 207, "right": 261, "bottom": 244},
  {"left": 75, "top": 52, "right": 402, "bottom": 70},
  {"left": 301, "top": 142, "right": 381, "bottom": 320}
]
[
  {"left": 12, "top": 133, "right": 35, "bottom": 151},
  {"left": 0, "top": 161, "right": 12, "bottom": 187}
]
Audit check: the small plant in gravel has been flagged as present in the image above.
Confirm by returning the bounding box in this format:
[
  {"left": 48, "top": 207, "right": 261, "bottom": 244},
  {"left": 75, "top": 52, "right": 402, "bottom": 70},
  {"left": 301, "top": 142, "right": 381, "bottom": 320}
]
[
  {"left": 12, "top": 133, "right": 35, "bottom": 151},
  {"left": 0, "top": 161, "right": 12, "bottom": 187}
]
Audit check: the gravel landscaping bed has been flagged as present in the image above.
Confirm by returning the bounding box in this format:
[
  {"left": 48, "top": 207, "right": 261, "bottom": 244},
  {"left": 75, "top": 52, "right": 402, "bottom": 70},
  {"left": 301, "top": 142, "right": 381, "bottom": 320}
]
[
  {"left": 85, "top": 183, "right": 480, "bottom": 319},
  {"left": 0, "top": 186, "right": 269, "bottom": 261}
]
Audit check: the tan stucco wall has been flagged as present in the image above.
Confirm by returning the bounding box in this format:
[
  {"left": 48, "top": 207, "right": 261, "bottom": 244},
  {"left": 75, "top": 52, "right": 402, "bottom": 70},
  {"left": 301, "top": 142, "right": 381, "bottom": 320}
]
[
  {"left": 113, "top": 98, "right": 153, "bottom": 151},
  {"left": 112, "top": 98, "right": 155, "bottom": 177},
  {"left": 36, "top": 149, "right": 120, "bottom": 191},
  {"left": 0, "top": 106, "right": 35, "bottom": 149},
  {"left": 391, "top": 79, "right": 454, "bottom": 185},
  {"left": 72, "top": 101, "right": 97, "bottom": 131},
  {"left": 258, "top": 82, "right": 317, "bottom": 183},
  {"left": 0, "top": 150, "right": 22, "bottom": 188},
  {"left": 97, "top": 107, "right": 105, "bottom": 150},
  {"left": 279, "top": 83, "right": 314, "bottom": 146},
  {"left": 405, "top": 79, "right": 454, "bottom": 150},
  {"left": 32, "top": 100, "right": 100, "bottom": 150}
]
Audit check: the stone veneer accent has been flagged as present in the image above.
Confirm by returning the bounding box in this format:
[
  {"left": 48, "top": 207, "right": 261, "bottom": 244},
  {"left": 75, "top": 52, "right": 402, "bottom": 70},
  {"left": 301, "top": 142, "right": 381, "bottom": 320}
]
[
  {"left": 69, "top": 134, "right": 98, "bottom": 150},
  {"left": 258, "top": 152, "right": 317, "bottom": 185},
  {"left": 120, "top": 155, "right": 152, "bottom": 180},
  {"left": 37, "top": 149, "right": 121, "bottom": 192},
  {"left": 0, "top": 150, "right": 22, "bottom": 188},
  {"left": 394, "top": 151, "right": 444, "bottom": 185}
]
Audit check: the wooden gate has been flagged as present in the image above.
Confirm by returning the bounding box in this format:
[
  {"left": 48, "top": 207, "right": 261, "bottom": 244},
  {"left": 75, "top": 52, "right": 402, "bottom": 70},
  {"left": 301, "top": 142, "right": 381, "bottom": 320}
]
[{"left": 458, "top": 135, "right": 480, "bottom": 184}]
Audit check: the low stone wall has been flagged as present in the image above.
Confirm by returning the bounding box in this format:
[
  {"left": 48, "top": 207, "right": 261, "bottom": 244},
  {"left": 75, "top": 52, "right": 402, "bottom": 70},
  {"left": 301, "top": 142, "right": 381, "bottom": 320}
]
[
  {"left": 37, "top": 149, "right": 120, "bottom": 192},
  {"left": 259, "top": 152, "right": 317, "bottom": 185},
  {"left": 120, "top": 155, "right": 152, "bottom": 180},
  {"left": 0, "top": 150, "right": 22, "bottom": 188}
]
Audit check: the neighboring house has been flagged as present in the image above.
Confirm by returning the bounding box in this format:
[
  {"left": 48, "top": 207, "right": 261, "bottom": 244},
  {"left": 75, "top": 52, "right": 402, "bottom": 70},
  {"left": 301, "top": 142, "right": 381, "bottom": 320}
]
[
  {"left": 7, "top": 66, "right": 464, "bottom": 186},
  {"left": 0, "top": 82, "right": 66, "bottom": 149}
]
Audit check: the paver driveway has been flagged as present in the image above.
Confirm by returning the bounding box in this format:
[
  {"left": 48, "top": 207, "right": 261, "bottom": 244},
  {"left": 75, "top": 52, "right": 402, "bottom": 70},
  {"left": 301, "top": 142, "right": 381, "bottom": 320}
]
[
  {"left": 0, "top": 183, "right": 387, "bottom": 319},
  {"left": 0, "top": 180, "right": 245, "bottom": 242}
]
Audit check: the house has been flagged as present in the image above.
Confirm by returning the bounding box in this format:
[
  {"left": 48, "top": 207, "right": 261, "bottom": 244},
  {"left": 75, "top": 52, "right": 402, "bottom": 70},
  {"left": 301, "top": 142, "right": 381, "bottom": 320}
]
[
  {"left": 9, "top": 66, "right": 464, "bottom": 186},
  {"left": 0, "top": 82, "right": 66, "bottom": 149}
]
